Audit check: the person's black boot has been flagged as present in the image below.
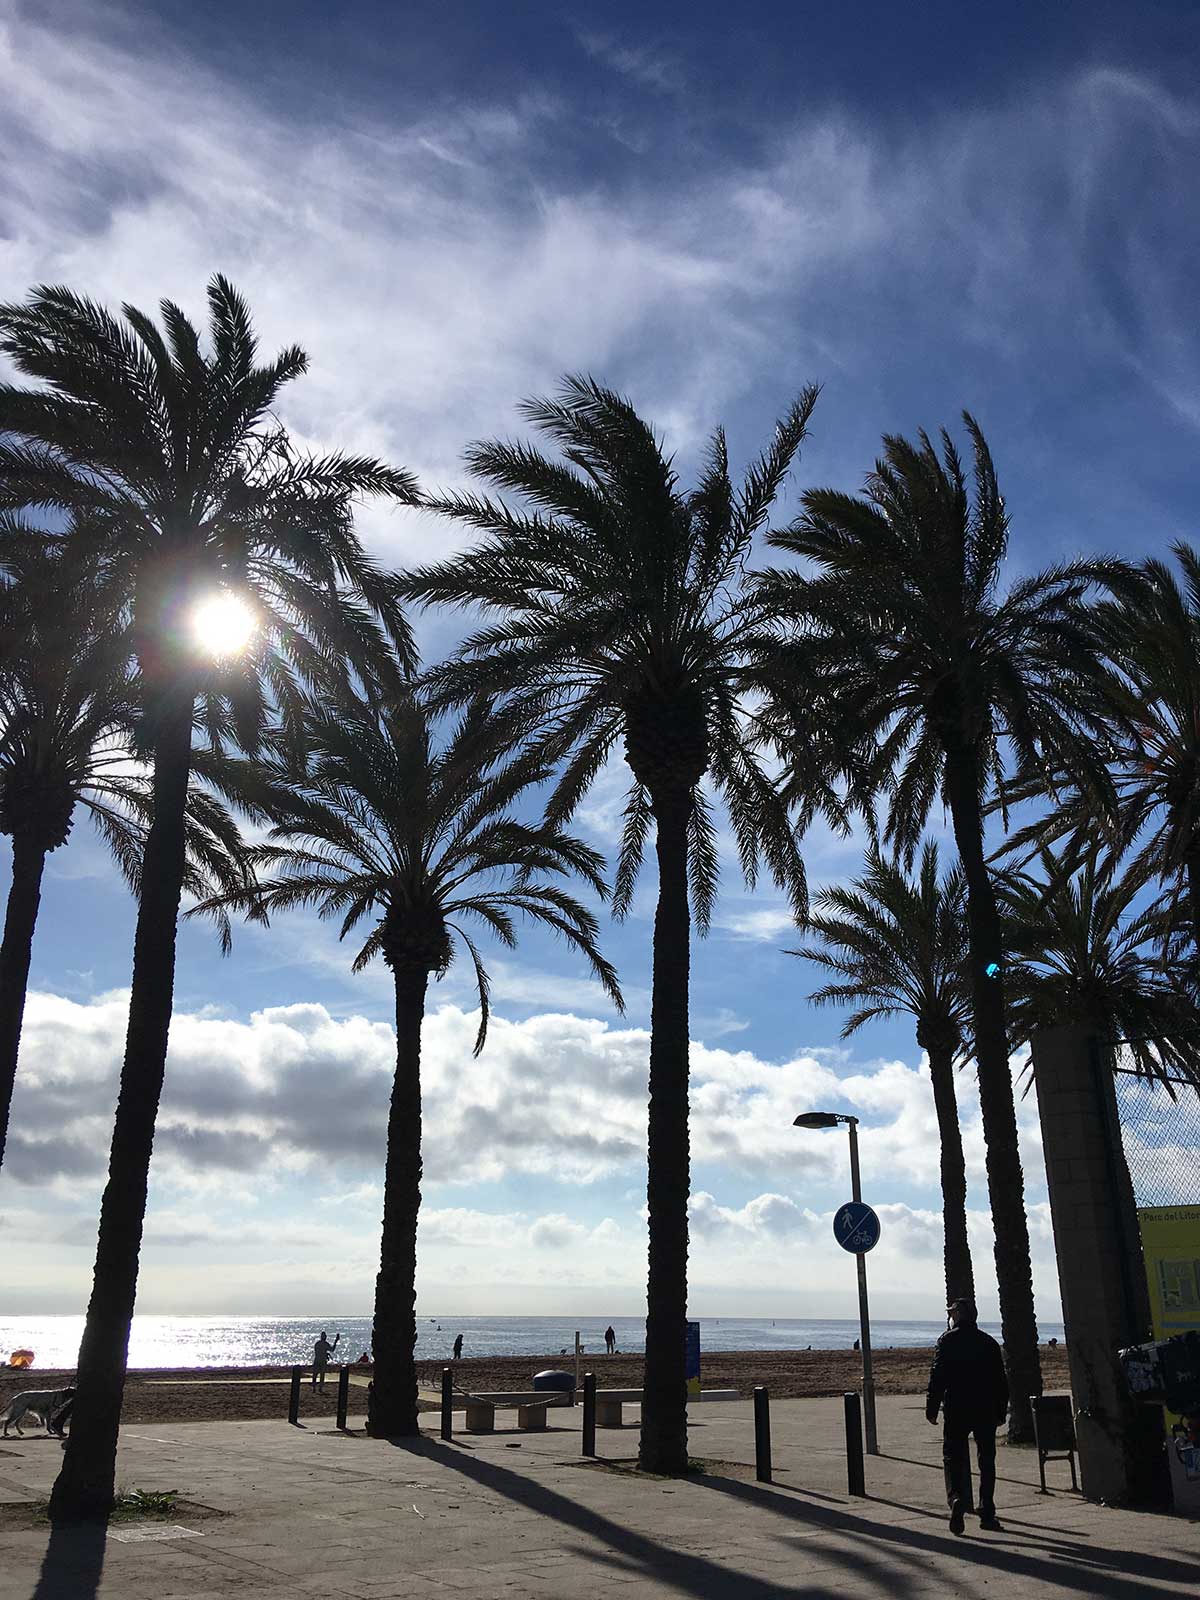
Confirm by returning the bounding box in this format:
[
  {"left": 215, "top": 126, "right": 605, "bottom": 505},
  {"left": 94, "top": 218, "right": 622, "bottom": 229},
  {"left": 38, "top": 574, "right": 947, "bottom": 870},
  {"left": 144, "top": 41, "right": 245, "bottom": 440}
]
[
  {"left": 979, "top": 1513, "right": 1002, "bottom": 1531},
  {"left": 949, "top": 1501, "right": 966, "bottom": 1535}
]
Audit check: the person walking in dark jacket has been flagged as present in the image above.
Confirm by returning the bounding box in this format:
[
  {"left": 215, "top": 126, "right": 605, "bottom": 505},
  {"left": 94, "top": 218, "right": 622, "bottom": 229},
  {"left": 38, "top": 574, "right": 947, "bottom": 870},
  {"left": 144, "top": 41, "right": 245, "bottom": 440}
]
[{"left": 926, "top": 1298, "right": 1009, "bottom": 1533}]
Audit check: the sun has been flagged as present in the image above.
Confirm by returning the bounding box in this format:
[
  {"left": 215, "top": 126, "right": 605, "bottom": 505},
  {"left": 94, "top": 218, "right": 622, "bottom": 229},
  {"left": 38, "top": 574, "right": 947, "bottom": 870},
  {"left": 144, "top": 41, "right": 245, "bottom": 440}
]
[{"left": 191, "top": 591, "right": 257, "bottom": 659}]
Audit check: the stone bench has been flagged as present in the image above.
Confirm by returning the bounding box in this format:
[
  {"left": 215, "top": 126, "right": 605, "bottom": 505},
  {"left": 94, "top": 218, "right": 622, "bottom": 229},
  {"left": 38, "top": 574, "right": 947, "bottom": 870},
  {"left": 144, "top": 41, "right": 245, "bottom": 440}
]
[
  {"left": 463, "top": 1390, "right": 571, "bottom": 1433},
  {"left": 594, "top": 1388, "right": 740, "bottom": 1427}
]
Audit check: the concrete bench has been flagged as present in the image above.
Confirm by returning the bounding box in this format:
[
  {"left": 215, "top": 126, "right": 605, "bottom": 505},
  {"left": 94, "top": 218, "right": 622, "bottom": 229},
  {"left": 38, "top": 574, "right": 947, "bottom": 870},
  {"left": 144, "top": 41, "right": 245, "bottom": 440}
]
[
  {"left": 463, "top": 1390, "right": 571, "bottom": 1433},
  {"left": 594, "top": 1388, "right": 740, "bottom": 1427}
]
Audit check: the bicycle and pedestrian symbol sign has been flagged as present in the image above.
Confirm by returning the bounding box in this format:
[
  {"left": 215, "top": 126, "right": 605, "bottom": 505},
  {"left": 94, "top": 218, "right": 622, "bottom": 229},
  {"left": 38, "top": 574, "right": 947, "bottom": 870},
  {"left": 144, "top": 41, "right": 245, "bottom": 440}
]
[{"left": 834, "top": 1201, "right": 881, "bottom": 1254}]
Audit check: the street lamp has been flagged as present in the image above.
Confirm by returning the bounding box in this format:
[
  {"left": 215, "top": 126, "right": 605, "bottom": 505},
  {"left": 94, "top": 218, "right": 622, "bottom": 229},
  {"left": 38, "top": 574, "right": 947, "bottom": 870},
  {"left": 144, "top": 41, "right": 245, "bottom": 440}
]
[{"left": 794, "top": 1110, "right": 879, "bottom": 1454}]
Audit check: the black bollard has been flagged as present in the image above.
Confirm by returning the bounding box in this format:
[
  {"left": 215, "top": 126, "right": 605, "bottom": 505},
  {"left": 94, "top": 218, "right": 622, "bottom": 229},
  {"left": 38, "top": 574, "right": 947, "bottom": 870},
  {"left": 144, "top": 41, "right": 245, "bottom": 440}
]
[
  {"left": 754, "top": 1386, "right": 772, "bottom": 1483},
  {"left": 441, "top": 1367, "right": 453, "bottom": 1441},
  {"left": 288, "top": 1366, "right": 302, "bottom": 1426},
  {"left": 336, "top": 1364, "right": 350, "bottom": 1430},
  {"left": 844, "top": 1391, "right": 866, "bottom": 1496},
  {"left": 582, "top": 1371, "right": 597, "bottom": 1457}
]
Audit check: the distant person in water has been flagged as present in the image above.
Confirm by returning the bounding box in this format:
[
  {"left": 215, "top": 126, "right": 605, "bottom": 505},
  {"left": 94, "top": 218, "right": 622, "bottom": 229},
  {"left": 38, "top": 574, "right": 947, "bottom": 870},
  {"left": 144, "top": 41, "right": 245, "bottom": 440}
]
[
  {"left": 453, "top": 1334, "right": 464, "bottom": 1360},
  {"left": 853, "top": 1339, "right": 860, "bottom": 1351},
  {"left": 312, "top": 1330, "right": 340, "bottom": 1389},
  {"left": 357, "top": 1350, "right": 372, "bottom": 1365},
  {"left": 926, "top": 1298, "right": 1009, "bottom": 1535},
  {"left": 604, "top": 1325, "right": 616, "bottom": 1356}
]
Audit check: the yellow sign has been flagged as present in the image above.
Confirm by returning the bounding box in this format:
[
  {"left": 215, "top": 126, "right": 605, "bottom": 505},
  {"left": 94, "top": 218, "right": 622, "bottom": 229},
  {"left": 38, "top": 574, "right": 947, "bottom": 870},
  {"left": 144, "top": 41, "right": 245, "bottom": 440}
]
[
  {"left": 1139, "top": 1206, "right": 1200, "bottom": 1340},
  {"left": 1138, "top": 1205, "right": 1200, "bottom": 1499}
]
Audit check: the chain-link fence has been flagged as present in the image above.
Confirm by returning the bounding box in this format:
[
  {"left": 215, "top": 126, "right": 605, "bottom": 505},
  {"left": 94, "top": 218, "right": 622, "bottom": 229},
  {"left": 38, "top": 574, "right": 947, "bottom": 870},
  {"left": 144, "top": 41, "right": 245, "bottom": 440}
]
[{"left": 1111, "top": 1051, "right": 1200, "bottom": 1210}]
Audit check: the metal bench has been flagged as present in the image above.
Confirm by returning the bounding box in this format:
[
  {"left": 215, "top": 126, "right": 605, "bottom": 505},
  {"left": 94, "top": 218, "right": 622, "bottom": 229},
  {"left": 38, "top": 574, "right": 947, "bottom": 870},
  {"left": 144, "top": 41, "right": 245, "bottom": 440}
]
[
  {"left": 594, "top": 1387, "right": 740, "bottom": 1427},
  {"left": 463, "top": 1389, "right": 571, "bottom": 1433}
]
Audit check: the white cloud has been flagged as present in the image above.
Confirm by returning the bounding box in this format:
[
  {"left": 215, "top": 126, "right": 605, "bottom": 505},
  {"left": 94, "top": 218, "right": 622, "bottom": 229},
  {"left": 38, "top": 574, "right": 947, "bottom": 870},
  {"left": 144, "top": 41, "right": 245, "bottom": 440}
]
[
  {"left": 4, "top": 0, "right": 1194, "bottom": 599},
  {"left": 420, "top": 1208, "right": 525, "bottom": 1249},
  {"left": 692, "top": 1007, "right": 750, "bottom": 1039},
  {"left": 528, "top": 1213, "right": 587, "bottom": 1250},
  {"left": 0, "top": 0, "right": 739, "bottom": 568},
  {"left": 717, "top": 906, "right": 799, "bottom": 942},
  {"left": 2, "top": 989, "right": 1045, "bottom": 1242},
  {"left": 576, "top": 30, "right": 686, "bottom": 95},
  {"left": 0, "top": 985, "right": 1069, "bottom": 1318},
  {"left": 689, "top": 1190, "right": 819, "bottom": 1240}
]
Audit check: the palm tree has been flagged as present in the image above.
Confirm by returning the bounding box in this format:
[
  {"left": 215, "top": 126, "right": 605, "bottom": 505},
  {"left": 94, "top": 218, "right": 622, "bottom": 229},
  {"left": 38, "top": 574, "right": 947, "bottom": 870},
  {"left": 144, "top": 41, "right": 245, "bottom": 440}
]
[
  {"left": 194, "top": 681, "right": 621, "bottom": 1437},
  {"left": 0, "top": 529, "right": 251, "bottom": 1173},
  {"left": 401, "top": 375, "right": 820, "bottom": 1473},
  {"left": 792, "top": 842, "right": 976, "bottom": 1303},
  {"left": 0, "top": 278, "right": 416, "bottom": 1520},
  {"left": 997, "top": 844, "right": 1195, "bottom": 1504},
  {"left": 758, "top": 417, "right": 1117, "bottom": 1439},
  {"left": 999, "top": 847, "right": 1200, "bottom": 1081},
  {"left": 999, "top": 543, "right": 1200, "bottom": 973}
]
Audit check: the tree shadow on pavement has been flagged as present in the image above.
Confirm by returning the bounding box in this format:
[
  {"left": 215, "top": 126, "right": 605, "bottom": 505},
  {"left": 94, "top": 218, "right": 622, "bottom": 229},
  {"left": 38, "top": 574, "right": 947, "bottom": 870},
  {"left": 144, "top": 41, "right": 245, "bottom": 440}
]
[
  {"left": 387, "top": 1438, "right": 921, "bottom": 1600},
  {"left": 880, "top": 1450, "right": 1071, "bottom": 1492},
  {"left": 30, "top": 1518, "right": 107, "bottom": 1600},
  {"left": 696, "top": 1471, "right": 1195, "bottom": 1600}
]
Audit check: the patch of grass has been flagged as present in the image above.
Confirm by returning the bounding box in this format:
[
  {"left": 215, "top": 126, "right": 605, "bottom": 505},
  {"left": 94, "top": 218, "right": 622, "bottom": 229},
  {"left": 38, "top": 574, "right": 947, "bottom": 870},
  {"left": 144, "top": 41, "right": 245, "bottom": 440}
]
[
  {"left": 111, "top": 1487, "right": 179, "bottom": 1521},
  {"left": 0, "top": 1486, "right": 221, "bottom": 1533}
]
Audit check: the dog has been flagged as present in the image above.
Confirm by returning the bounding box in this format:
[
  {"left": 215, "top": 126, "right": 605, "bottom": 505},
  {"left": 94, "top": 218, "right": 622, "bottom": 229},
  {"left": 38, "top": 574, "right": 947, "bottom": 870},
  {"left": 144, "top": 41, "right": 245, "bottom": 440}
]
[{"left": 1, "top": 1384, "right": 76, "bottom": 1437}]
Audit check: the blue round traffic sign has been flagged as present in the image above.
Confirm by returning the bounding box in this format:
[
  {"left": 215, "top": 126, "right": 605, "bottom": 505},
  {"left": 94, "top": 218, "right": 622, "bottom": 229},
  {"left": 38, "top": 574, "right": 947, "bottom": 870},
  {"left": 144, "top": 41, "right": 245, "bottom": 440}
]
[{"left": 834, "top": 1201, "right": 881, "bottom": 1254}]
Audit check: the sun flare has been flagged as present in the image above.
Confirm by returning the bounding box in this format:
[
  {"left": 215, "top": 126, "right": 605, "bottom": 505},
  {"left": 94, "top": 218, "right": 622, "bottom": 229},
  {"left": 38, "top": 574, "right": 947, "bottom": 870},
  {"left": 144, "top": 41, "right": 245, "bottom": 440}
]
[{"left": 191, "top": 591, "right": 257, "bottom": 658}]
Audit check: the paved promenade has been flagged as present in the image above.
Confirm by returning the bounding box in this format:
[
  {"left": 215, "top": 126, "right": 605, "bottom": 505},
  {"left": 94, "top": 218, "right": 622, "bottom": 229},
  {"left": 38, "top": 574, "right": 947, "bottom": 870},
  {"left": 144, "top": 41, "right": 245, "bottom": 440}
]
[{"left": 0, "top": 1394, "right": 1193, "bottom": 1599}]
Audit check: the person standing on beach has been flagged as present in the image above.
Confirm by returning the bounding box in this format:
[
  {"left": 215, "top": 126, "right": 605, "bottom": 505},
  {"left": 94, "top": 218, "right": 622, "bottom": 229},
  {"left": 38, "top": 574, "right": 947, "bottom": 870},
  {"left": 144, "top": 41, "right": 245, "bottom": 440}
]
[
  {"left": 453, "top": 1334, "right": 464, "bottom": 1360},
  {"left": 926, "top": 1299, "right": 1009, "bottom": 1534},
  {"left": 312, "top": 1329, "right": 340, "bottom": 1389},
  {"left": 604, "top": 1325, "right": 616, "bottom": 1356}
]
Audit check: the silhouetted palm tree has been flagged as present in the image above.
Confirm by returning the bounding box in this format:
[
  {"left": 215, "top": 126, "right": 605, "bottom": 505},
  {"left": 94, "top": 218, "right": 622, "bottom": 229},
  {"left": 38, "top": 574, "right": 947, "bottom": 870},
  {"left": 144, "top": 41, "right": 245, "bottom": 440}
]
[
  {"left": 194, "top": 680, "right": 621, "bottom": 1437},
  {"left": 997, "top": 843, "right": 1193, "bottom": 1506},
  {"left": 758, "top": 417, "right": 1117, "bottom": 1438},
  {"left": 999, "top": 847, "right": 1200, "bottom": 1083},
  {"left": 1000, "top": 542, "right": 1200, "bottom": 975},
  {"left": 402, "top": 375, "right": 820, "bottom": 1473},
  {"left": 0, "top": 277, "right": 416, "bottom": 1519},
  {"left": 793, "top": 842, "right": 976, "bottom": 1302},
  {"left": 0, "top": 530, "right": 250, "bottom": 1173}
]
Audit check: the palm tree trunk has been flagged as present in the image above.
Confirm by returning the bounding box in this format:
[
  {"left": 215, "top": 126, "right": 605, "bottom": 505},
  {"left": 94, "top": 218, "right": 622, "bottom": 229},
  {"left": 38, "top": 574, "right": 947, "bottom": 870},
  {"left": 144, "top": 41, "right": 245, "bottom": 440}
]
[
  {"left": 367, "top": 965, "right": 427, "bottom": 1438},
  {"left": 0, "top": 833, "right": 48, "bottom": 1173},
  {"left": 639, "top": 787, "right": 692, "bottom": 1476},
  {"left": 926, "top": 1043, "right": 975, "bottom": 1305},
  {"left": 943, "top": 746, "right": 1042, "bottom": 1443},
  {"left": 49, "top": 700, "right": 194, "bottom": 1522}
]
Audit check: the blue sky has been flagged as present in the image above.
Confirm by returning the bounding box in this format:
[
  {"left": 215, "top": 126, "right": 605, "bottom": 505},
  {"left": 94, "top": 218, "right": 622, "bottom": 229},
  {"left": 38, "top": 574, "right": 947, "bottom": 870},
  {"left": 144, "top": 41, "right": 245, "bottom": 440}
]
[{"left": 0, "top": 0, "right": 1196, "bottom": 1324}]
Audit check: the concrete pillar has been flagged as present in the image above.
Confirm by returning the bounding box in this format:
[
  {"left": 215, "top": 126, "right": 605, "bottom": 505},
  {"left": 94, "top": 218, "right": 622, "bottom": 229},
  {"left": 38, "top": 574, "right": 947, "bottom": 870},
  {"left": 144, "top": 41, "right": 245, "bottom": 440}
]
[{"left": 1032, "top": 1024, "right": 1163, "bottom": 1504}]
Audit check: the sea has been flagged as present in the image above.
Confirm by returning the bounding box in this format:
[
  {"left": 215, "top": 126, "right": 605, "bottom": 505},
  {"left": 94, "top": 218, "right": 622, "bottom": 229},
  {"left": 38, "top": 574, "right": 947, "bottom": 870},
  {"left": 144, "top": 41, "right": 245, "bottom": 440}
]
[{"left": 0, "top": 1314, "right": 1066, "bottom": 1371}]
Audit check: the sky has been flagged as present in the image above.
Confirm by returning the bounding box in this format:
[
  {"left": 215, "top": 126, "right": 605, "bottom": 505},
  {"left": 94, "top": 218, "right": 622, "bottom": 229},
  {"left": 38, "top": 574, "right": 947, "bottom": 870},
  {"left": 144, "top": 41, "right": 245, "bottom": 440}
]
[{"left": 0, "top": 0, "right": 1197, "bottom": 1326}]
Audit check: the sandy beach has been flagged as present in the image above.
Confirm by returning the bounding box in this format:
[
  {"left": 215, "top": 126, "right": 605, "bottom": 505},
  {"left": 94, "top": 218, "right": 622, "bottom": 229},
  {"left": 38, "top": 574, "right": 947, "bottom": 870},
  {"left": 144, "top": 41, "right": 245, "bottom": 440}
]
[{"left": 1, "top": 1345, "right": 1072, "bottom": 1426}]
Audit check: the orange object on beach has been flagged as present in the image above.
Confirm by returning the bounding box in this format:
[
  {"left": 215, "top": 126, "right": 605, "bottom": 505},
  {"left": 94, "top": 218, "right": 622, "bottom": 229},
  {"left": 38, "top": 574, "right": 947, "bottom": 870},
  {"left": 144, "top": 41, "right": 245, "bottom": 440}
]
[{"left": 8, "top": 1350, "right": 34, "bottom": 1369}]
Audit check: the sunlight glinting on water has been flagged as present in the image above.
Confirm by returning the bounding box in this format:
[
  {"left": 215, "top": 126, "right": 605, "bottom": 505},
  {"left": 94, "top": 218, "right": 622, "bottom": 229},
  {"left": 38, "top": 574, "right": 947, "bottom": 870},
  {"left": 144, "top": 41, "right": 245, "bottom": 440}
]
[{"left": 0, "top": 1313, "right": 1064, "bottom": 1371}]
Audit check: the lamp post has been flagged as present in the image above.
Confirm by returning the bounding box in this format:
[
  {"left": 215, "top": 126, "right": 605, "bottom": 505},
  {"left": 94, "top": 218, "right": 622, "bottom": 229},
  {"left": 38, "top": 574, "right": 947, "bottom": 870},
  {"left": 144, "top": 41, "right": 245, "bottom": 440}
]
[{"left": 794, "top": 1110, "right": 879, "bottom": 1454}]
